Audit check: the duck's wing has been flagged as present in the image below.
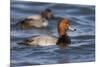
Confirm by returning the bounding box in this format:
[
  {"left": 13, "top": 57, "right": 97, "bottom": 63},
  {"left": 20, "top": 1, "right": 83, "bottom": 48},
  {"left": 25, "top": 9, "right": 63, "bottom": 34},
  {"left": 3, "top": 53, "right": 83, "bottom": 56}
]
[
  {"left": 18, "top": 35, "right": 58, "bottom": 46},
  {"left": 26, "top": 15, "right": 42, "bottom": 20},
  {"left": 16, "top": 17, "right": 37, "bottom": 29}
]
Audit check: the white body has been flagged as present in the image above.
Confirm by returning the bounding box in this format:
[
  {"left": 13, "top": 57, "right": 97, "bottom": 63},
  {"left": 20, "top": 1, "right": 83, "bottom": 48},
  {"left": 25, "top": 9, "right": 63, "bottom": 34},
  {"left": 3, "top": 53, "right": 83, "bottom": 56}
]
[
  {"left": 24, "top": 35, "right": 58, "bottom": 46},
  {"left": 26, "top": 15, "right": 48, "bottom": 28}
]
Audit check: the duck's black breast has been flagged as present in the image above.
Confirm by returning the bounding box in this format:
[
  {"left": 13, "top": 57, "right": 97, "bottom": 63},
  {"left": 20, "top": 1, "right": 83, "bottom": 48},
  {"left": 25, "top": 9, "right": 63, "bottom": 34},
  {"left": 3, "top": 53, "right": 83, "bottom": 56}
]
[
  {"left": 57, "top": 35, "right": 71, "bottom": 44},
  {"left": 56, "top": 35, "right": 71, "bottom": 48}
]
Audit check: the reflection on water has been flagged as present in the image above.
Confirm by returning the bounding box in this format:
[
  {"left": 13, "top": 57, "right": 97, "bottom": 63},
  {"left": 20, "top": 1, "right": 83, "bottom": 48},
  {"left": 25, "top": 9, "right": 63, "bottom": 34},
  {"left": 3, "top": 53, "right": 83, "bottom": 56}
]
[
  {"left": 10, "top": 0, "right": 95, "bottom": 67},
  {"left": 58, "top": 50, "right": 69, "bottom": 63}
]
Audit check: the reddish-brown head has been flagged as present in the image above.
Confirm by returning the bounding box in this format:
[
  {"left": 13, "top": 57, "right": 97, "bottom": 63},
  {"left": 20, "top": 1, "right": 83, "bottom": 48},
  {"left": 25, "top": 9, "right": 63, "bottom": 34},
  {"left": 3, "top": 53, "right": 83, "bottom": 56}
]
[
  {"left": 58, "top": 18, "right": 70, "bottom": 36},
  {"left": 57, "top": 18, "right": 76, "bottom": 48}
]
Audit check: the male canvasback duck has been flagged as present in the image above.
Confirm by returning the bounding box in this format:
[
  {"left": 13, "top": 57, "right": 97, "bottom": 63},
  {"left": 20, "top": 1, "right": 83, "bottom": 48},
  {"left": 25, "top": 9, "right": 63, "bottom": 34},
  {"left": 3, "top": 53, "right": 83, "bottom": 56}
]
[
  {"left": 18, "top": 18, "right": 76, "bottom": 48},
  {"left": 16, "top": 9, "right": 54, "bottom": 29}
]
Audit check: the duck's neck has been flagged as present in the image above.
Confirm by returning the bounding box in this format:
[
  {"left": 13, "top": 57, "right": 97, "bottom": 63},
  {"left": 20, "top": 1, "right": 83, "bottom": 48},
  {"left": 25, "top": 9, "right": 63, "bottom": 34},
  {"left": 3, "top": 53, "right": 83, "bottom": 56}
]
[
  {"left": 41, "top": 12, "right": 48, "bottom": 20},
  {"left": 58, "top": 34, "right": 71, "bottom": 44},
  {"left": 56, "top": 34, "right": 71, "bottom": 48}
]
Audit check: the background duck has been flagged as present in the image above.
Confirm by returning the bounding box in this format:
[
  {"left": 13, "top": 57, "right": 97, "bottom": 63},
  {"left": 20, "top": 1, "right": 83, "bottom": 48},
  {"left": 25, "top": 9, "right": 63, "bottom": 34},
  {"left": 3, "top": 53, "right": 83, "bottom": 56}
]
[
  {"left": 16, "top": 9, "right": 54, "bottom": 29},
  {"left": 18, "top": 18, "right": 76, "bottom": 48}
]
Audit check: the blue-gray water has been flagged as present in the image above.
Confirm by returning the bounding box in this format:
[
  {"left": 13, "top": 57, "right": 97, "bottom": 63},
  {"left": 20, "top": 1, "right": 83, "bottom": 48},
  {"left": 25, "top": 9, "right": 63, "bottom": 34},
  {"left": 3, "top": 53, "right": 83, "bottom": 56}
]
[{"left": 10, "top": 1, "right": 95, "bottom": 67}]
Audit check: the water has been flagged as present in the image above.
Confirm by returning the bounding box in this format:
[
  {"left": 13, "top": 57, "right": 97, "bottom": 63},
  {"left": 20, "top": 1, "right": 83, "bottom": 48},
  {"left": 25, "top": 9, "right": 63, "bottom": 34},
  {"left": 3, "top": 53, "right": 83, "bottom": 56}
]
[{"left": 10, "top": 0, "right": 95, "bottom": 67}]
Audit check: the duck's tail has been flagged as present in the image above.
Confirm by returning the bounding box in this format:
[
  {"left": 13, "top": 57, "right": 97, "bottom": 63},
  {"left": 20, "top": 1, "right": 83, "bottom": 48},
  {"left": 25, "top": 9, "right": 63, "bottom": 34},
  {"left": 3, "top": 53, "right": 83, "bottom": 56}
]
[
  {"left": 15, "top": 19, "right": 25, "bottom": 28},
  {"left": 17, "top": 41, "right": 25, "bottom": 45}
]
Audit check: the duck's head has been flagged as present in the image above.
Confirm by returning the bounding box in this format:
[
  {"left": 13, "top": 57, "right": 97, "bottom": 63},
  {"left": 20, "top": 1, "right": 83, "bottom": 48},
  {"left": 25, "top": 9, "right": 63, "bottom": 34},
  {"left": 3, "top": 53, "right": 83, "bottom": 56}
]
[
  {"left": 41, "top": 8, "right": 54, "bottom": 20},
  {"left": 58, "top": 18, "right": 76, "bottom": 37},
  {"left": 57, "top": 18, "right": 76, "bottom": 48}
]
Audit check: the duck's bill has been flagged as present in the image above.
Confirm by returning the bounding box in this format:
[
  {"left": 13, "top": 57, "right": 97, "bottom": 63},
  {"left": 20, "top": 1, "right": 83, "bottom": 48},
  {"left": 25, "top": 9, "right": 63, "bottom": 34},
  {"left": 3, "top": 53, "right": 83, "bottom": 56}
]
[{"left": 68, "top": 26, "right": 76, "bottom": 31}]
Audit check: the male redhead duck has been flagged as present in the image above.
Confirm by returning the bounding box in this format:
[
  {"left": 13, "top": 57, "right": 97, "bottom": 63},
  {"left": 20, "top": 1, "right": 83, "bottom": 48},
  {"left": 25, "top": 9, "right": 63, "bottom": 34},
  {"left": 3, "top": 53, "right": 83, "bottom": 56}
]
[
  {"left": 16, "top": 9, "right": 54, "bottom": 29},
  {"left": 18, "top": 18, "right": 76, "bottom": 48}
]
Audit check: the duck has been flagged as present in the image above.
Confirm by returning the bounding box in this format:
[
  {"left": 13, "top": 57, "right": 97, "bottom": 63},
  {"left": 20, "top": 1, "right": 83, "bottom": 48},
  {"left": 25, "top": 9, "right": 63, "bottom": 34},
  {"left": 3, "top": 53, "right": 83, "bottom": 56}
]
[
  {"left": 16, "top": 9, "right": 54, "bottom": 29},
  {"left": 18, "top": 18, "right": 76, "bottom": 48}
]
